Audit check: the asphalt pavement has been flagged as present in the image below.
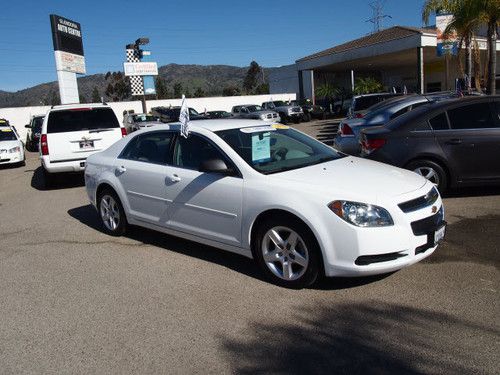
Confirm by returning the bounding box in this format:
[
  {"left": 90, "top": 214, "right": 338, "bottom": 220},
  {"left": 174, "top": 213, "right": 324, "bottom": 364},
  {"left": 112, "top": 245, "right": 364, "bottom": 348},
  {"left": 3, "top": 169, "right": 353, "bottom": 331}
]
[{"left": 0, "top": 135, "right": 499, "bottom": 374}]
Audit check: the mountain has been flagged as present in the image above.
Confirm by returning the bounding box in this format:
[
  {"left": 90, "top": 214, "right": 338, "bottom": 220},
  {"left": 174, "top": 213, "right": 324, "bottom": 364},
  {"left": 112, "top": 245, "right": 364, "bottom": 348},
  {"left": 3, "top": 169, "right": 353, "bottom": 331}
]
[{"left": 0, "top": 64, "right": 277, "bottom": 108}]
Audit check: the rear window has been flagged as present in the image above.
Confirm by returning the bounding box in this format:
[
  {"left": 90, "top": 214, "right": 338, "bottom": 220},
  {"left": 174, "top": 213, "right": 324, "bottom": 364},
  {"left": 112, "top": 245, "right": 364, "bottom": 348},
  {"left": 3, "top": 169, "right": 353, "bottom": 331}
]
[{"left": 47, "top": 108, "right": 119, "bottom": 134}]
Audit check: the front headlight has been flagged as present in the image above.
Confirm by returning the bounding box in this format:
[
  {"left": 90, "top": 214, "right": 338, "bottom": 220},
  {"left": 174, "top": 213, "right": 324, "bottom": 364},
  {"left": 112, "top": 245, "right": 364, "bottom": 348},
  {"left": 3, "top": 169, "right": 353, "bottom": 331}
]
[
  {"left": 260, "top": 114, "right": 267, "bottom": 120},
  {"left": 328, "top": 200, "right": 393, "bottom": 227},
  {"left": 9, "top": 146, "right": 21, "bottom": 153}
]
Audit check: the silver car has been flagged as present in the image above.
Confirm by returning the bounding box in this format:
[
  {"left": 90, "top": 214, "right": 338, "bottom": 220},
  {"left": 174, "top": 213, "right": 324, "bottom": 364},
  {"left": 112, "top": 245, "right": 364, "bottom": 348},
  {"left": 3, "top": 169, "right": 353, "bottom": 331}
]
[
  {"left": 231, "top": 105, "right": 280, "bottom": 122},
  {"left": 334, "top": 95, "right": 435, "bottom": 155},
  {"left": 123, "top": 113, "right": 162, "bottom": 133}
]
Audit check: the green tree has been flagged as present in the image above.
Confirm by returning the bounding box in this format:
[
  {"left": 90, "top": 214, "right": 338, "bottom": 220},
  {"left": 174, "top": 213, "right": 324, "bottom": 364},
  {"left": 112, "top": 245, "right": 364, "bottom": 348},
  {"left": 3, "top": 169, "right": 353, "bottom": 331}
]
[
  {"left": 155, "top": 76, "right": 170, "bottom": 99},
  {"left": 193, "top": 87, "right": 206, "bottom": 98},
  {"left": 49, "top": 90, "right": 60, "bottom": 106},
  {"left": 479, "top": 0, "right": 499, "bottom": 94},
  {"left": 91, "top": 86, "right": 100, "bottom": 102},
  {"left": 315, "top": 83, "right": 338, "bottom": 100},
  {"left": 353, "top": 77, "right": 383, "bottom": 95},
  {"left": 243, "top": 61, "right": 262, "bottom": 93},
  {"left": 254, "top": 83, "right": 269, "bottom": 95},
  {"left": 79, "top": 94, "right": 88, "bottom": 103},
  {"left": 173, "top": 82, "right": 183, "bottom": 98},
  {"left": 104, "top": 71, "right": 131, "bottom": 101},
  {"left": 222, "top": 86, "right": 241, "bottom": 96}
]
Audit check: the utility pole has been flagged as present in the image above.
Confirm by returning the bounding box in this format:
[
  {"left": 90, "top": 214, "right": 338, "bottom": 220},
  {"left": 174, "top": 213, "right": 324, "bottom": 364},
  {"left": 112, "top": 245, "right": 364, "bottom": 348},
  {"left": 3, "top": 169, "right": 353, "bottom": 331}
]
[{"left": 366, "top": 0, "right": 392, "bottom": 33}]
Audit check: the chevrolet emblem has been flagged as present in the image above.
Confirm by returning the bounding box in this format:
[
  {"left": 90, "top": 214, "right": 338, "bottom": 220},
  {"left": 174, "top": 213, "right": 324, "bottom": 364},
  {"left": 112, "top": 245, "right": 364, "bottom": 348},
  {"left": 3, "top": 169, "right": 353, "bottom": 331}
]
[{"left": 432, "top": 206, "right": 438, "bottom": 213}]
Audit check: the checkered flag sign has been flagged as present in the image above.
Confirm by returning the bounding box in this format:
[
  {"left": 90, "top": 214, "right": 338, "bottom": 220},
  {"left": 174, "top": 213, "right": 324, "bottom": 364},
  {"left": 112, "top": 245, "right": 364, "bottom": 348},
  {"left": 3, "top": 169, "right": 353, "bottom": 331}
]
[
  {"left": 126, "top": 49, "right": 144, "bottom": 96},
  {"left": 179, "top": 95, "right": 190, "bottom": 138}
]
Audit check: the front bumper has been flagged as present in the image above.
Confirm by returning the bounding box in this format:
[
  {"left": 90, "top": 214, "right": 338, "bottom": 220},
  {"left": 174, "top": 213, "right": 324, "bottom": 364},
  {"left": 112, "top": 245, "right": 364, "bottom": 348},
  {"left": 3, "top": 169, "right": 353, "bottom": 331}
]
[
  {"left": 0, "top": 151, "right": 24, "bottom": 165},
  {"left": 321, "top": 184, "right": 445, "bottom": 277}
]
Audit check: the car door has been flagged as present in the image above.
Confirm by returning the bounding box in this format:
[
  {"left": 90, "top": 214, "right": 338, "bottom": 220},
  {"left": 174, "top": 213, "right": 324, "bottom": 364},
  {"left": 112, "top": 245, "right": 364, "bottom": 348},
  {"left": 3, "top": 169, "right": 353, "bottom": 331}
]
[
  {"left": 163, "top": 133, "right": 243, "bottom": 247},
  {"left": 436, "top": 101, "right": 500, "bottom": 182},
  {"left": 115, "top": 131, "right": 175, "bottom": 224}
]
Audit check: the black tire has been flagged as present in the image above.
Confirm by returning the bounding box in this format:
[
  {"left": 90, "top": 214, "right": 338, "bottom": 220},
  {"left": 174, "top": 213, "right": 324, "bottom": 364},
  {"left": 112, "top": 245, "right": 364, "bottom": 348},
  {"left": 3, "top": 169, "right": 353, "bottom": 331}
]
[
  {"left": 302, "top": 113, "right": 311, "bottom": 122},
  {"left": 252, "top": 214, "right": 322, "bottom": 289},
  {"left": 280, "top": 114, "right": 288, "bottom": 124},
  {"left": 97, "top": 188, "right": 128, "bottom": 236},
  {"left": 406, "top": 159, "right": 448, "bottom": 192}
]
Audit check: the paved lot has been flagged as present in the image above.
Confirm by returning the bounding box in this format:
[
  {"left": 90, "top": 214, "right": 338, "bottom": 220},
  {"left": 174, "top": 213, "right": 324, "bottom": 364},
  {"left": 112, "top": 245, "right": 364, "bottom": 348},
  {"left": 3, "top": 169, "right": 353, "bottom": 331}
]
[{"left": 0, "top": 126, "right": 499, "bottom": 374}]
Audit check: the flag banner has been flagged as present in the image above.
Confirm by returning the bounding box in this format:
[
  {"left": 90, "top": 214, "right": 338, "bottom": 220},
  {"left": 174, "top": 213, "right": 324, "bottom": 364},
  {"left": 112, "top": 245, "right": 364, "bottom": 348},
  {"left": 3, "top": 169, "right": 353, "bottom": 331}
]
[{"left": 179, "top": 95, "right": 190, "bottom": 138}]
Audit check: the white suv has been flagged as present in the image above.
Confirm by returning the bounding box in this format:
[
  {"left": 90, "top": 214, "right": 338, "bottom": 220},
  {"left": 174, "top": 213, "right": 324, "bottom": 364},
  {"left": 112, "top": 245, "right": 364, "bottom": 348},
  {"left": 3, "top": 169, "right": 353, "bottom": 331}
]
[{"left": 40, "top": 103, "right": 126, "bottom": 185}]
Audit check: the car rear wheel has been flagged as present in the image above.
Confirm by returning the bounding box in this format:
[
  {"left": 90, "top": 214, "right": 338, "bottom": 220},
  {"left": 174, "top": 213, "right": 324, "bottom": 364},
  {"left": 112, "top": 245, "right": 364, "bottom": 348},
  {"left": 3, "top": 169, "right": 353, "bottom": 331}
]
[
  {"left": 98, "top": 189, "right": 127, "bottom": 236},
  {"left": 253, "top": 216, "right": 321, "bottom": 288},
  {"left": 407, "top": 159, "right": 447, "bottom": 192}
]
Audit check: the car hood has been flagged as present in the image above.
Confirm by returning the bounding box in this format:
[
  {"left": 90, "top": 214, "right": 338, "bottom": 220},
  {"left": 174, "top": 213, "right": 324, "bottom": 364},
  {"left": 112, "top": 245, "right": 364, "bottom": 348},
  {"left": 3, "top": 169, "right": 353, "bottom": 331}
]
[
  {"left": 273, "top": 156, "right": 427, "bottom": 198},
  {"left": 137, "top": 121, "right": 163, "bottom": 127},
  {"left": 0, "top": 140, "right": 22, "bottom": 149}
]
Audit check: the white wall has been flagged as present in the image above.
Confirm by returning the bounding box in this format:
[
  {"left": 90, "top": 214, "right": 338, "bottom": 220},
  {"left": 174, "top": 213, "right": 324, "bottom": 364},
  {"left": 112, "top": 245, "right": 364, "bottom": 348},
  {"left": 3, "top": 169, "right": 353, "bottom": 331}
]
[{"left": 0, "top": 93, "right": 295, "bottom": 142}]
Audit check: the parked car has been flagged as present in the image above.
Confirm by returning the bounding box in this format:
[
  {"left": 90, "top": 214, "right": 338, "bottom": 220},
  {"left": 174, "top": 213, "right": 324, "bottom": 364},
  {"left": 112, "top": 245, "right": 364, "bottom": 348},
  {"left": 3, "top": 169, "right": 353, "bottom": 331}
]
[
  {"left": 25, "top": 115, "right": 45, "bottom": 151},
  {"left": 85, "top": 119, "right": 444, "bottom": 288},
  {"left": 262, "top": 100, "right": 303, "bottom": 124},
  {"left": 123, "top": 113, "right": 161, "bottom": 133},
  {"left": 334, "top": 94, "right": 457, "bottom": 155},
  {"left": 360, "top": 96, "right": 500, "bottom": 192},
  {"left": 231, "top": 104, "right": 280, "bottom": 122},
  {"left": 39, "top": 103, "right": 127, "bottom": 187},
  {"left": 151, "top": 106, "right": 206, "bottom": 123},
  {"left": 0, "top": 123, "right": 25, "bottom": 166},
  {"left": 289, "top": 99, "right": 326, "bottom": 121},
  {"left": 347, "top": 93, "right": 403, "bottom": 118},
  {"left": 205, "top": 111, "right": 232, "bottom": 119}
]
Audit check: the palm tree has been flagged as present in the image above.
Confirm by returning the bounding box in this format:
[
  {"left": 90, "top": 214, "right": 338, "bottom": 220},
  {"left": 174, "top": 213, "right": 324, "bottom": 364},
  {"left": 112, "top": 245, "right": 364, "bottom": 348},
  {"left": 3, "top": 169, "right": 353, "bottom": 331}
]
[
  {"left": 478, "top": 0, "right": 499, "bottom": 94},
  {"left": 422, "top": 0, "right": 479, "bottom": 92},
  {"left": 353, "top": 77, "right": 383, "bottom": 94}
]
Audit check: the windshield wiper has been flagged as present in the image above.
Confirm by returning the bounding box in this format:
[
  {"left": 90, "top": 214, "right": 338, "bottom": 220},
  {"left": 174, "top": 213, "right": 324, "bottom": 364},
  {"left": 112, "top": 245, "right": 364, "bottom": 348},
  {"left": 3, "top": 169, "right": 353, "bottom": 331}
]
[
  {"left": 89, "top": 128, "right": 114, "bottom": 133},
  {"left": 261, "top": 156, "right": 340, "bottom": 175}
]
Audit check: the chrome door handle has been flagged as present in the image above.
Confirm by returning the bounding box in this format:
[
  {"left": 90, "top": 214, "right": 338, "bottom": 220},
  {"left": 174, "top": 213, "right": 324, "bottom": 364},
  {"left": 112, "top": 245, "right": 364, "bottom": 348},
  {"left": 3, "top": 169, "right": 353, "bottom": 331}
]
[
  {"left": 170, "top": 174, "right": 181, "bottom": 183},
  {"left": 115, "top": 166, "right": 126, "bottom": 174}
]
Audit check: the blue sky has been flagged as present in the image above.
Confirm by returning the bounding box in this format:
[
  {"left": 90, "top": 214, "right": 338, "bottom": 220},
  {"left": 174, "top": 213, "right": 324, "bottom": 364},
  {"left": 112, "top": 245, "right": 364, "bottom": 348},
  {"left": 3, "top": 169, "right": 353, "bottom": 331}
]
[{"left": 0, "top": 0, "right": 426, "bottom": 91}]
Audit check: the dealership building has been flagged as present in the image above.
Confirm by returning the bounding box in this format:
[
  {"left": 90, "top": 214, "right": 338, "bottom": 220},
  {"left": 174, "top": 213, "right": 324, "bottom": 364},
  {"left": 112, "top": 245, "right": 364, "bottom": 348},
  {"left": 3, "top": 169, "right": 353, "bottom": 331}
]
[{"left": 269, "top": 25, "right": 500, "bottom": 100}]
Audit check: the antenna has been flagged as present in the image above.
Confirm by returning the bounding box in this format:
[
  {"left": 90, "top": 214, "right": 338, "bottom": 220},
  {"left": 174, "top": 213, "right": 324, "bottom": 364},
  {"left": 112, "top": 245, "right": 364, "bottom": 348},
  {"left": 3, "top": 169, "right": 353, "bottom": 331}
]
[{"left": 366, "top": 0, "right": 392, "bottom": 33}]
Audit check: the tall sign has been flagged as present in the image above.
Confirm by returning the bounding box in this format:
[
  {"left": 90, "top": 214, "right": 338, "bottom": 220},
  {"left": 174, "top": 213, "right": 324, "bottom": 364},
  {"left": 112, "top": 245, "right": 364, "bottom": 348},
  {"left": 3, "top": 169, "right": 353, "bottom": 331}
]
[
  {"left": 50, "top": 14, "right": 86, "bottom": 104},
  {"left": 436, "top": 14, "right": 458, "bottom": 57}
]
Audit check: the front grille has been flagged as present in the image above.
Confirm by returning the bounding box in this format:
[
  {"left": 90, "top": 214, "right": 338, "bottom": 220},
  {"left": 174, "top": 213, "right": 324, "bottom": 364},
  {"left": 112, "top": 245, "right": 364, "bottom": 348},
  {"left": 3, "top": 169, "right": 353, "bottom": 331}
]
[
  {"left": 399, "top": 187, "right": 439, "bottom": 213},
  {"left": 411, "top": 206, "right": 444, "bottom": 236},
  {"left": 291, "top": 107, "right": 301, "bottom": 113},
  {"left": 266, "top": 114, "right": 272, "bottom": 119},
  {"left": 355, "top": 251, "right": 408, "bottom": 266},
  {"left": 273, "top": 113, "right": 278, "bottom": 118}
]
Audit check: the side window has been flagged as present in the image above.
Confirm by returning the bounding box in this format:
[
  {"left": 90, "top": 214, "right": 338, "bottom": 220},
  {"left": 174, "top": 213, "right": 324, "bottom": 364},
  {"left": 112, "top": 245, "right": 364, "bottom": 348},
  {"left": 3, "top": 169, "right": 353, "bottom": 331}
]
[
  {"left": 428, "top": 113, "right": 449, "bottom": 131},
  {"left": 173, "top": 135, "right": 228, "bottom": 170},
  {"left": 119, "top": 131, "right": 174, "bottom": 164},
  {"left": 411, "top": 102, "right": 427, "bottom": 110},
  {"left": 447, "top": 102, "right": 496, "bottom": 129}
]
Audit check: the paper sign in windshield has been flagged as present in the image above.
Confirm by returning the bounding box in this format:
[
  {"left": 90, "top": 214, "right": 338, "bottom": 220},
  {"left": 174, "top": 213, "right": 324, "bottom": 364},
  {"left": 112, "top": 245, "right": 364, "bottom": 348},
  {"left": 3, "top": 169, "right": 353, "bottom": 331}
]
[{"left": 252, "top": 133, "right": 271, "bottom": 162}]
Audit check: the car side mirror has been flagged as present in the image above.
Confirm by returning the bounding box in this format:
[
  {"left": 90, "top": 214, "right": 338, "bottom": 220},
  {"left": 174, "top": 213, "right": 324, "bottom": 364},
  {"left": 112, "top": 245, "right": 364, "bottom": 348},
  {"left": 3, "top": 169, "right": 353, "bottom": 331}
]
[{"left": 199, "top": 158, "right": 234, "bottom": 175}]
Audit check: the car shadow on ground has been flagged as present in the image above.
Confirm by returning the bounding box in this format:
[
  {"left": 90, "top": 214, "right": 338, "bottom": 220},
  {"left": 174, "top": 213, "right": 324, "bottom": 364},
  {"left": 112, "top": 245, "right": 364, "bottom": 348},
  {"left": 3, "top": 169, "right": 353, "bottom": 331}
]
[
  {"left": 30, "top": 166, "right": 85, "bottom": 191},
  {"left": 219, "top": 301, "right": 499, "bottom": 374},
  {"left": 68, "top": 204, "right": 389, "bottom": 290},
  {"left": 443, "top": 185, "right": 500, "bottom": 198}
]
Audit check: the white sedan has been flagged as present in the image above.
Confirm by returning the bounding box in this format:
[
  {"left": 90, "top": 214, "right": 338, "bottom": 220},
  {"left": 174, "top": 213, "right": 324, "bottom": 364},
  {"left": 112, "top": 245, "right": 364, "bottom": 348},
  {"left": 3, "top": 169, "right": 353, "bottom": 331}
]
[
  {"left": 0, "top": 125, "right": 25, "bottom": 166},
  {"left": 84, "top": 119, "right": 445, "bottom": 288}
]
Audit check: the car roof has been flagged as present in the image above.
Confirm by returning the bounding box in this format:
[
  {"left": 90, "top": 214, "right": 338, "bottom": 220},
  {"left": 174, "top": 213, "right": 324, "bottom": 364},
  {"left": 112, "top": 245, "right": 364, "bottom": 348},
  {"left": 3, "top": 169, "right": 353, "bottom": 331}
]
[{"left": 49, "top": 103, "right": 110, "bottom": 112}]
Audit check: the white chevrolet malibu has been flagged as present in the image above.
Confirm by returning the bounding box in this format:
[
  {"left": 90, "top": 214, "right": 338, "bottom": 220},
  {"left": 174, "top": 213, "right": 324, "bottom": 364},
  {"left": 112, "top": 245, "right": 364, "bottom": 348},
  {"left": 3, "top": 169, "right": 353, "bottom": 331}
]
[{"left": 84, "top": 119, "right": 445, "bottom": 288}]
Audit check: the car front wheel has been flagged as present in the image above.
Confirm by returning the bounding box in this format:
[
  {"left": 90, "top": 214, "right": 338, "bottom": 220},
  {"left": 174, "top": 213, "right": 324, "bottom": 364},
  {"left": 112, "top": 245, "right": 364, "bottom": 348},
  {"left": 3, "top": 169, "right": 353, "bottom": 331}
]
[
  {"left": 253, "top": 216, "right": 321, "bottom": 288},
  {"left": 98, "top": 189, "right": 127, "bottom": 236}
]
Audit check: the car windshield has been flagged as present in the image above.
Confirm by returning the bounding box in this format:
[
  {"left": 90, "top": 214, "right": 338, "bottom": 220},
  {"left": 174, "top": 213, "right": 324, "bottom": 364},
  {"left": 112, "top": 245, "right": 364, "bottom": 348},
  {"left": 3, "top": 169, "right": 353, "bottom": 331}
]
[
  {"left": 132, "top": 114, "right": 158, "bottom": 123},
  {"left": 216, "top": 125, "right": 344, "bottom": 175},
  {"left": 272, "top": 101, "right": 286, "bottom": 107},
  {"left": 247, "top": 105, "right": 263, "bottom": 112},
  {"left": 0, "top": 128, "right": 17, "bottom": 141},
  {"left": 189, "top": 108, "right": 199, "bottom": 116}
]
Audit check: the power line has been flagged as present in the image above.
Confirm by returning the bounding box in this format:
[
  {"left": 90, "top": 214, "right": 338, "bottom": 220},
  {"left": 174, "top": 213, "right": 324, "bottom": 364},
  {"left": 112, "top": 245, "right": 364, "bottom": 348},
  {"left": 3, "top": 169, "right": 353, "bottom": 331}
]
[{"left": 366, "top": 0, "right": 392, "bottom": 33}]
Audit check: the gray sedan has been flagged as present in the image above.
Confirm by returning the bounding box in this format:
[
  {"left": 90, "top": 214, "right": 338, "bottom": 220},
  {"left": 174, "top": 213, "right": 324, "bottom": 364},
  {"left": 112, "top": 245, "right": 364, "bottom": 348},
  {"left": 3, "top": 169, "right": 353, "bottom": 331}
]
[{"left": 123, "top": 113, "right": 162, "bottom": 133}]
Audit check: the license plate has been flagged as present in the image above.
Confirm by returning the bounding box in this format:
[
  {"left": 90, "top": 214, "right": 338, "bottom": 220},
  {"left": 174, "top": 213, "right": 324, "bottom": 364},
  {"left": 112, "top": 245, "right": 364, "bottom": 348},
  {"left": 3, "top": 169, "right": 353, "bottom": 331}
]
[
  {"left": 79, "top": 140, "right": 94, "bottom": 150},
  {"left": 434, "top": 225, "right": 446, "bottom": 245}
]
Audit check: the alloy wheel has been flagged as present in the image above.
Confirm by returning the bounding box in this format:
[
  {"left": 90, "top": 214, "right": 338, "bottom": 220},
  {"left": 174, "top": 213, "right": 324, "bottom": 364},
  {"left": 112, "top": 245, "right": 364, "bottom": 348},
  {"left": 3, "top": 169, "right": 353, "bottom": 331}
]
[
  {"left": 262, "top": 226, "right": 309, "bottom": 281},
  {"left": 100, "top": 195, "right": 120, "bottom": 231},
  {"left": 414, "top": 166, "right": 440, "bottom": 186}
]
